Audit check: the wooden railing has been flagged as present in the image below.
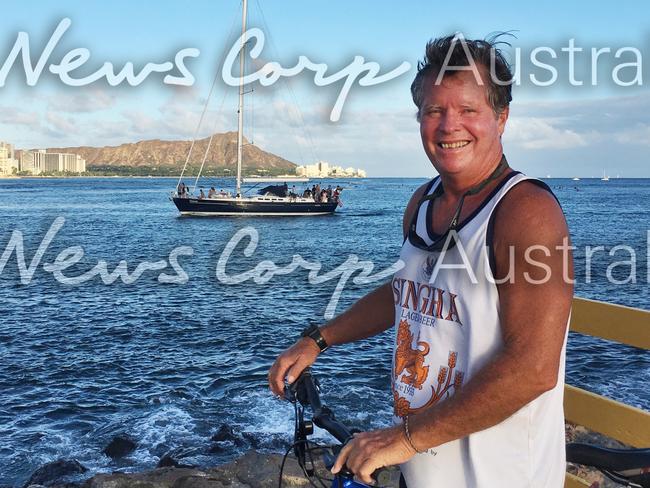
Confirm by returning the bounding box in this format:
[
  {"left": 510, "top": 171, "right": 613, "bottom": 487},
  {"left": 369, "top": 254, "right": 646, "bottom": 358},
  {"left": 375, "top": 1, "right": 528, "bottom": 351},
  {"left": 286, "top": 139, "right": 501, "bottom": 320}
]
[{"left": 565, "top": 297, "right": 650, "bottom": 487}]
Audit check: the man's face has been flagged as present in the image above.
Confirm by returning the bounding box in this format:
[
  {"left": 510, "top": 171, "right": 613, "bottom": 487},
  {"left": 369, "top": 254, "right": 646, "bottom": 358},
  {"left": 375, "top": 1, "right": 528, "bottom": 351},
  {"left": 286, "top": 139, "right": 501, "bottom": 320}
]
[{"left": 418, "top": 69, "right": 508, "bottom": 176}]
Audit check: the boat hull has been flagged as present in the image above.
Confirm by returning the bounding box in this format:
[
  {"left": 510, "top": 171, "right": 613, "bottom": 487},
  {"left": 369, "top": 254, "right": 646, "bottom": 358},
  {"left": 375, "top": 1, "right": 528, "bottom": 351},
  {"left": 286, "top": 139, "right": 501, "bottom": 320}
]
[{"left": 172, "top": 197, "right": 338, "bottom": 216}]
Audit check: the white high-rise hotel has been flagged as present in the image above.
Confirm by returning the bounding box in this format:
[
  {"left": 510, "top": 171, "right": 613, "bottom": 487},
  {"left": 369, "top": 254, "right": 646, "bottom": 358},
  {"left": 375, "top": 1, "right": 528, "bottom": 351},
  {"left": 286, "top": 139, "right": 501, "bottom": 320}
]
[
  {"left": 1, "top": 141, "right": 86, "bottom": 175},
  {"left": 0, "top": 142, "right": 19, "bottom": 175},
  {"left": 19, "top": 149, "right": 86, "bottom": 174},
  {"left": 296, "top": 160, "right": 367, "bottom": 178}
]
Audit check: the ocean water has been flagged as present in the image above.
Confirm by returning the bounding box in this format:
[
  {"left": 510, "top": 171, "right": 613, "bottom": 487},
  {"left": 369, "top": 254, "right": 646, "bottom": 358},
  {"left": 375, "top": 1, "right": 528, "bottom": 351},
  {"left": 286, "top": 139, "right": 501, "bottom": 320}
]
[{"left": 0, "top": 176, "right": 647, "bottom": 485}]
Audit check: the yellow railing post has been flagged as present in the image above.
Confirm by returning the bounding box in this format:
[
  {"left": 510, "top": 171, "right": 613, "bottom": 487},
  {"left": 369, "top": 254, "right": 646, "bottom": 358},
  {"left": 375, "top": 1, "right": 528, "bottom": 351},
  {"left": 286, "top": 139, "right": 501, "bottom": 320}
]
[{"left": 564, "top": 297, "right": 650, "bottom": 487}]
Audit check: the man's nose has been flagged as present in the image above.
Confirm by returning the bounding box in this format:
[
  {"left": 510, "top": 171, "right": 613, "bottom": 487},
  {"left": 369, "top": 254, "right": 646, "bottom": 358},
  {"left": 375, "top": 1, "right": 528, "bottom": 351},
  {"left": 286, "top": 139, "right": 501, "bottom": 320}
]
[{"left": 438, "top": 111, "right": 460, "bottom": 132}]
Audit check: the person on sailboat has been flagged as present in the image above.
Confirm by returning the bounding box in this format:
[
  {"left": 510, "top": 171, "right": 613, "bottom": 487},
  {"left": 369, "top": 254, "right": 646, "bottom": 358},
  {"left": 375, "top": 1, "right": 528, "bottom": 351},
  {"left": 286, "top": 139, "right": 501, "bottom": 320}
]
[{"left": 269, "top": 34, "right": 572, "bottom": 488}]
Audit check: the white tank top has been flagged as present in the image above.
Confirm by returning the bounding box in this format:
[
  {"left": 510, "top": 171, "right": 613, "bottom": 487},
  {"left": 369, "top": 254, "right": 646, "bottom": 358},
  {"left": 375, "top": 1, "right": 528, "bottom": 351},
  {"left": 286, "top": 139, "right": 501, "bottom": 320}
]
[{"left": 392, "top": 172, "right": 567, "bottom": 488}]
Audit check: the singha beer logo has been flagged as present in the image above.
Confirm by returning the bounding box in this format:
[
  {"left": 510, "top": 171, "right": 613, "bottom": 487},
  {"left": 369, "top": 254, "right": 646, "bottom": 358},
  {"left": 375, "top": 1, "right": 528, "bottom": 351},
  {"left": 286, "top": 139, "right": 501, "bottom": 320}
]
[
  {"left": 391, "top": 277, "right": 463, "bottom": 327},
  {"left": 394, "top": 319, "right": 430, "bottom": 390},
  {"left": 393, "top": 320, "right": 465, "bottom": 417}
]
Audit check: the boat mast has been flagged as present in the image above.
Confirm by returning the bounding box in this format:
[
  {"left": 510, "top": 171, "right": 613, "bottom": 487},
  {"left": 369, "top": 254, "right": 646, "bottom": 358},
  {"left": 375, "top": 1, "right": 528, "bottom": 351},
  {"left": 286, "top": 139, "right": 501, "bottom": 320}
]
[{"left": 235, "top": 0, "right": 248, "bottom": 198}]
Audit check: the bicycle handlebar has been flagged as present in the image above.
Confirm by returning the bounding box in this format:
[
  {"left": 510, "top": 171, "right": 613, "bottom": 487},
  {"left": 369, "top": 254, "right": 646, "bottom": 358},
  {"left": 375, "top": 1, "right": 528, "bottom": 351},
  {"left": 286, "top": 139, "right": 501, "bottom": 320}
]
[
  {"left": 285, "top": 368, "right": 397, "bottom": 487},
  {"left": 288, "top": 369, "right": 354, "bottom": 444}
]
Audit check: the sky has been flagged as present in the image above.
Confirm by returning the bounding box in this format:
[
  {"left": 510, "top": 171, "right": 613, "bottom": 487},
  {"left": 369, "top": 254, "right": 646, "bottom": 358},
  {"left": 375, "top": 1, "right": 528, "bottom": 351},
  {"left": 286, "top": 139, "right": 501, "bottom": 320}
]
[{"left": 0, "top": 0, "right": 649, "bottom": 177}]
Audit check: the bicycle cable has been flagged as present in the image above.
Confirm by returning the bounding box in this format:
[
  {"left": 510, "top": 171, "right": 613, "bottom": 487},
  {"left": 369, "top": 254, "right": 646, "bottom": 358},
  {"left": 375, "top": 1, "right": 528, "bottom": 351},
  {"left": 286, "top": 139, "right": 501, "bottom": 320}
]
[{"left": 279, "top": 439, "right": 337, "bottom": 488}]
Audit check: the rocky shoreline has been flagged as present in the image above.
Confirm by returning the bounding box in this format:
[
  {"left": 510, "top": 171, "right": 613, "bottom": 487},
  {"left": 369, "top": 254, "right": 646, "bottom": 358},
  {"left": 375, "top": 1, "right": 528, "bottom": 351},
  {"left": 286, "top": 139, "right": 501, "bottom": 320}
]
[
  {"left": 19, "top": 450, "right": 401, "bottom": 488},
  {"left": 14, "top": 422, "right": 625, "bottom": 488}
]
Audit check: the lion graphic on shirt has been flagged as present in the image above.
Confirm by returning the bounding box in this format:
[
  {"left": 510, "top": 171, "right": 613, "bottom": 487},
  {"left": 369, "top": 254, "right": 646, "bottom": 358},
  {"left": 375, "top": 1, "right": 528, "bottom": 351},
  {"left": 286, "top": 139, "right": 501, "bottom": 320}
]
[{"left": 394, "top": 319, "right": 430, "bottom": 389}]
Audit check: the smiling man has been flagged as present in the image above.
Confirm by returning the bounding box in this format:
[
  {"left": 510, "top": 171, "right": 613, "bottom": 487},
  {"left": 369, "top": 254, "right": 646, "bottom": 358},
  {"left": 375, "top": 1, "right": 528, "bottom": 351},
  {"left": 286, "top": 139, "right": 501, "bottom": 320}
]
[{"left": 269, "top": 34, "right": 573, "bottom": 488}]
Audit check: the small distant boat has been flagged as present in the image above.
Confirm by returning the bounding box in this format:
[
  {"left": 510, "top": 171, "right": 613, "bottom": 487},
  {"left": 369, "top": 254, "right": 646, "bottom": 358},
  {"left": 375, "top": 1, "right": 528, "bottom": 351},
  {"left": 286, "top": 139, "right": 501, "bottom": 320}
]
[
  {"left": 601, "top": 170, "right": 610, "bottom": 181},
  {"left": 572, "top": 177, "right": 580, "bottom": 181}
]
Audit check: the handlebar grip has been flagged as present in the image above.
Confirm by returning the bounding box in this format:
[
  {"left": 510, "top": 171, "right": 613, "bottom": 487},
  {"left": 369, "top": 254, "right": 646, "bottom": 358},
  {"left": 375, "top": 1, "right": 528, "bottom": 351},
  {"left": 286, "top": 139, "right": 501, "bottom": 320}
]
[
  {"left": 298, "top": 369, "right": 324, "bottom": 411},
  {"left": 332, "top": 466, "right": 395, "bottom": 487},
  {"left": 286, "top": 368, "right": 321, "bottom": 409}
]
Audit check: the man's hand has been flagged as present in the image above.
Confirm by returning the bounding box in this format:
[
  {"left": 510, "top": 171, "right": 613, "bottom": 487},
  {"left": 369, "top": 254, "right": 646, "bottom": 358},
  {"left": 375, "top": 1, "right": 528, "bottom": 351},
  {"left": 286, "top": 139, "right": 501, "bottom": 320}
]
[
  {"left": 331, "top": 425, "right": 416, "bottom": 485},
  {"left": 268, "top": 338, "right": 320, "bottom": 397}
]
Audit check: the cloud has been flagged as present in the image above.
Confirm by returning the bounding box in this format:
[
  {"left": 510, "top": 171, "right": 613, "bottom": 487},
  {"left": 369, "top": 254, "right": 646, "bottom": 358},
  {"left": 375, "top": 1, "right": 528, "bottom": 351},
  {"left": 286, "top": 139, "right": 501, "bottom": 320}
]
[
  {"left": 44, "top": 88, "right": 117, "bottom": 113},
  {"left": 613, "top": 123, "right": 650, "bottom": 146},
  {"left": 122, "top": 98, "right": 233, "bottom": 141},
  {"left": 505, "top": 116, "right": 588, "bottom": 149},
  {"left": 44, "top": 112, "right": 78, "bottom": 137},
  {"left": 0, "top": 105, "right": 40, "bottom": 126}
]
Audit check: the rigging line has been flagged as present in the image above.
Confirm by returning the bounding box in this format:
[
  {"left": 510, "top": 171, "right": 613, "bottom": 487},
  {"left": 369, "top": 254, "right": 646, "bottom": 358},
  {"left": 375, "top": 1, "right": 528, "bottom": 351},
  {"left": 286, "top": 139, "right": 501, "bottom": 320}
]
[
  {"left": 251, "top": 80, "right": 255, "bottom": 146},
  {"left": 177, "top": 69, "right": 219, "bottom": 192},
  {"left": 192, "top": 87, "right": 232, "bottom": 191},
  {"left": 254, "top": 0, "right": 321, "bottom": 165},
  {"left": 251, "top": 0, "right": 309, "bottom": 167},
  {"left": 180, "top": 0, "right": 241, "bottom": 193}
]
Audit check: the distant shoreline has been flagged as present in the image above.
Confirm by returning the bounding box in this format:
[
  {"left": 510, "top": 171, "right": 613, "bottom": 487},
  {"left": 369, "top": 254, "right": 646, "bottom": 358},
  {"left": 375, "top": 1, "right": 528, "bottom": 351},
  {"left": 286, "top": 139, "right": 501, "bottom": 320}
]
[
  {"left": 1, "top": 175, "right": 647, "bottom": 180},
  {"left": 1, "top": 175, "right": 372, "bottom": 180}
]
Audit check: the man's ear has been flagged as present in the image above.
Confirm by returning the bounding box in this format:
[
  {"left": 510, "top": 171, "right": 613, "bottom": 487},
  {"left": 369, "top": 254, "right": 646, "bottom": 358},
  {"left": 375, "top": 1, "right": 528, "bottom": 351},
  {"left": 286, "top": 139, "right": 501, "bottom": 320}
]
[{"left": 497, "top": 106, "right": 509, "bottom": 136}]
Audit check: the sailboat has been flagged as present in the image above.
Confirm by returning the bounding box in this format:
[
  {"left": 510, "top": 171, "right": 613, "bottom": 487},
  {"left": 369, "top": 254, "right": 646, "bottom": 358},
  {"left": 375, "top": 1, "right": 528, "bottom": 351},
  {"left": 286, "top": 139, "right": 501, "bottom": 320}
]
[
  {"left": 601, "top": 170, "right": 610, "bottom": 181},
  {"left": 171, "top": 0, "right": 341, "bottom": 216}
]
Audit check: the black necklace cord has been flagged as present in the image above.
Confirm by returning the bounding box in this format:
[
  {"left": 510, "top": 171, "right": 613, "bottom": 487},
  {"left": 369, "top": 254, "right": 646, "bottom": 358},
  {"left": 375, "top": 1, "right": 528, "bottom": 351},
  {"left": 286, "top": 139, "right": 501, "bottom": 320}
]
[{"left": 422, "top": 155, "right": 509, "bottom": 230}]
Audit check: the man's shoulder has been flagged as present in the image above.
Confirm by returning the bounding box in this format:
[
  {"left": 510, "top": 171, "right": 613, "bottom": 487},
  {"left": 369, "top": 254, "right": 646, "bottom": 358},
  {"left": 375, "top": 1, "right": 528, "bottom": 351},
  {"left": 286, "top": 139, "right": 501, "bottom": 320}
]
[
  {"left": 402, "top": 178, "right": 438, "bottom": 237},
  {"left": 409, "top": 178, "right": 437, "bottom": 206},
  {"left": 499, "top": 176, "right": 557, "bottom": 206},
  {"left": 492, "top": 177, "right": 567, "bottom": 245}
]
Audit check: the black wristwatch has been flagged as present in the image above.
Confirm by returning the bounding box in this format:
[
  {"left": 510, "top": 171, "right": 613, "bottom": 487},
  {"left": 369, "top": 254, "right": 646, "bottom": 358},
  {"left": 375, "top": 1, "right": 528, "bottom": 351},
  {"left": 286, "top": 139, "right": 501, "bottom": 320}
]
[{"left": 300, "top": 324, "right": 328, "bottom": 352}]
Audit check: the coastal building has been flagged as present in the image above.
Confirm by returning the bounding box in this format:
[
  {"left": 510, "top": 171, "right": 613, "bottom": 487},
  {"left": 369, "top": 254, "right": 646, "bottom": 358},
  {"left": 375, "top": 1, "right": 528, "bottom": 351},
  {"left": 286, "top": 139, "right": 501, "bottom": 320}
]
[
  {"left": 20, "top": 149, "right": 46, "bottom": 174},
  {"left": 0, "top": 141, "right": 19, "bottom": 175},
  {"left": 19, "top": 149, "right": 86, "bottom": 174},
  {"left": 296, "top": 160, "right": 366, "bottom": 178}
]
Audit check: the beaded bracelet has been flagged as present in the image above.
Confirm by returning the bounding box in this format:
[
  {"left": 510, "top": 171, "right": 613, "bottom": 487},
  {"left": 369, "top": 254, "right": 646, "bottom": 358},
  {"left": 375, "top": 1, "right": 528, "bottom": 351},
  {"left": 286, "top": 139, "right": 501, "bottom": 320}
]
[{"left": 403, "top": 415, "right": 426, "bottom": 454}]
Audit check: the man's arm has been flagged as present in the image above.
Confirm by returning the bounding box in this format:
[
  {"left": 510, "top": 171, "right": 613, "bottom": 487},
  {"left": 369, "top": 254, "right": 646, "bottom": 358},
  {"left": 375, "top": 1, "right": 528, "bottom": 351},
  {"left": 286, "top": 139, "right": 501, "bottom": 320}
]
[
  {"left": 267, "top": 282, "right": 394, "bottom": 396},
  {"left": 267, "top": 182, "right": 431, "bottom": 396},
  {"left": 332, "top": 182, "right": 573, "bottom": 483}
]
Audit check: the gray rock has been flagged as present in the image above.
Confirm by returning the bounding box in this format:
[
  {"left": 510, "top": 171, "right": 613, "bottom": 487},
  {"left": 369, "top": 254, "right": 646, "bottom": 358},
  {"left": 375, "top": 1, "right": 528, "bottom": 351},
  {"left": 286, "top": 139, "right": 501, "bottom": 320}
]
[
  {"left": 103, "top": 434, "right": 138, "bottom": 459},
  {"left": 206, "top": 442, "right": 228, "bottom": 454},
  {"left": 83, "top": 468, "right": 206, "bottom": 488},
  {"left": 156, "top": 448, "right": 197, "bottom": 469},
  {"left": 23, "top": 459, "right": 87, "bottom": 487},
  {"left": 170, "top": 476, "right": 228, "bottom": 488},
  {"left": 221, "top": 450, "right": 308, "bottom": 488},
  {"left": 45, "top": 451, "right": 402, "bottom": 488},
  {"left": 210, "top": 425, "right": 237, "bottom": 443}
]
